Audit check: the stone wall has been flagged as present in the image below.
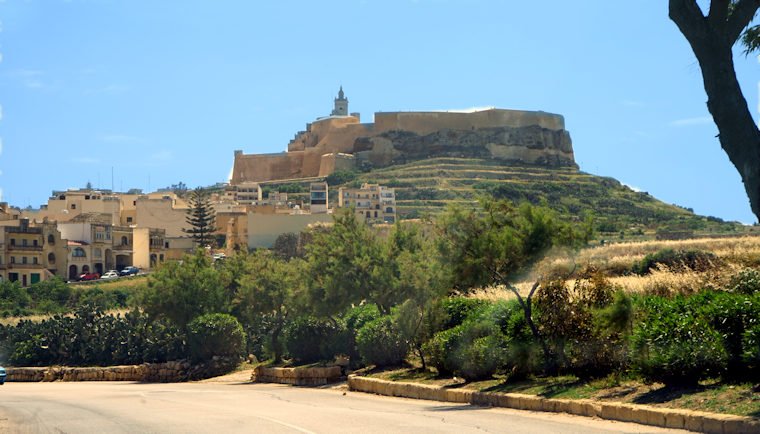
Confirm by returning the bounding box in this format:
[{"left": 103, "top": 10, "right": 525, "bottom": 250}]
[
  {"left": 252, "top": 366, "right": 342, "bottom": 386},
  {"left": 5, "top": 358, "right": 238, "bottom": 383}
]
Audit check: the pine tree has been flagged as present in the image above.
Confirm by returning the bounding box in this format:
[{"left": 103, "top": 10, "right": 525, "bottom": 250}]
[{"left": 184, "top": 187, "right": 217, "bottom": 248}]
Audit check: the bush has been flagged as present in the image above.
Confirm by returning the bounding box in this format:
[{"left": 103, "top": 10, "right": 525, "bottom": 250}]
[
  {"left": 632, "top": 248, "right": 717, "bottom": 275},
  {"left": 356, "top": 316, "right": 408, "bottom": 367},
  {"left": 486, "top": 300, "right": 540, "bottom": 378},
  {"left": 341, "top": 304, "right": 382, "bottom": 364},
  {"left": 729, "top": 268, "right": 760, "bottom": 294},
  {"left": 423, "top": 325, "right": 465, "bottom": 376},
  {"left": 742, "top": 324, "right": 760, "bottom": 378},
  {"left": 437, "top": 297, "right": 490, "bottom": 330},
  {"left": 631, "top": 295, "right": 728, "bottom": 385},
  {"left": 283, "top": 316, "right": 345, "bottom": 363},
  {"left": 187, "top": 313, "right": 246, "bottom": 362}
]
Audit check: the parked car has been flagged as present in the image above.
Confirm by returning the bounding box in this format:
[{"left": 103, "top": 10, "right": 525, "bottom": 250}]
[
  {"left": 101, "top": 270, "right": 119, "bottom": 280},
  {"left": 0, "top": 366, "right": 6, "bottom": 385},
  {"left": 78, "top": 272, "right": 100, "bottom": 281},
  {"left": 119, "top": 266, "right": 140, "bottom": 276}
]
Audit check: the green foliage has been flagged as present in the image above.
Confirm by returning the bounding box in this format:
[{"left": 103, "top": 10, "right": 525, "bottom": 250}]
[
  {"left": 325, "top": 170, "right": 358, "bottom": 186},
  {"left": 305, "top": 210, "right": 384, "bottom": 316},
  {"left": 183, "top": 187, "right": 218, "bottom": 247},
  {"left": 437, "top": 297, "right": 490, "bottom": 330},
  {"left": 535, "top": 275, "right": 627, "bottom": 378},
  {"left": 356, "top": 315, "right": 408, "bottom": 367},
  {"left": 341, "top": 304, "right": 382, "bottom": 363},
  {"left": 742, "top": 324, "right": 760, "bottom": 377},
  {"left": 187, "top": 313, "right": 246, "bottom": 362},
  {"left": 0, "top": 278, "right": 130, "bottom": 318},
  {"left": 283, "top": 316, "right": 345, "bottom": 363},
  {"left": 631, "top": 294, "right": 729, "bottom": 385},
  {"left": 139, "top": 250, "right": 230, "bottom": 328},
  {"left": 1, "top": 306, "right": 185, "bottom": 366},
  {"left": 632, "top": 248, "right": 717, "bottom": 275},
  {"left": 423, "top": 317, "right": 506, "bottom": 380},
  {"left": 437, "top": 200, "right": 591, "bottom": 292},
  {"left": 729, "top": 268, "right": 760, "bottom": 294}
]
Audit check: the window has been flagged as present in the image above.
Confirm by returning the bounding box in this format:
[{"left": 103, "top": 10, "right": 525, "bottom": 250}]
[
  {"left": 10, "top": 239, "right": 15, "bottom": 246},
  {"left": 32, "top": 257, "right": 38, "bottom": 265},
  {"left": 48, "top": 234, "right": 55, "bottom": 245},
  {"left": 71, "top": 204, "right": 76, "bottom": 210},
  {"left": 10, "top": 256, "right": 15, "bottom": 264},
  {"left": 126, "top": 217, "right": 133, "bottom": 223},
  {"left": 73, "top": 247, "right": 86, "bottom": 258},
  {"left": 48, "top": 253, "right": 56, "bottom": 265},
  {"left": 386, "top": 207, "right": 394, "bottom": 214},
  {"left": 33, "top": 239, "right": 38, "bottom": 247},
  {"left": 121, "top": 236, "right": 129, "bottom": 246},
  {"left": 94, "top": 248, "right": 102, "bottom": 258},
  {"left": 165, "top": 241, "right": 170, "bottom": 248},
  {"left": 22, "top": 257, "right": 27, "bottom": 264},
  {"left": 22, "top": 239, "right": 28, "bottom": 247}
]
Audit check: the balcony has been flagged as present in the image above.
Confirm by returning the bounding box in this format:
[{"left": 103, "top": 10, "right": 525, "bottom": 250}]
[{"left": 8, "top": 245, "right": 43, "bottom": 252}]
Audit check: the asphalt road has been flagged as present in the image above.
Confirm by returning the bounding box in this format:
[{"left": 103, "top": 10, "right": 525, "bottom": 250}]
[{"left": 0, "top": 380, "right": 690, "bottom": 434}]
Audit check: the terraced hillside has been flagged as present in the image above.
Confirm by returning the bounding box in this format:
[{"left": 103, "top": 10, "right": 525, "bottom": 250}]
[
  {"left": 343, "top": 158, "right": 744, "bottom": 237},
  {"left": 259, "top": 157, "right": 745, "bottom": 237}
]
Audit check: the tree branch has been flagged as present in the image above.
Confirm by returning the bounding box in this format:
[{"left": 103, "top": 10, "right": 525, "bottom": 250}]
[
  {"left": 709, "top": 0, "right": 730, "bottom": 25},
  {"left": 726, "top": 0, "right": 760, "bottom": 43},
  {"left": 669, "top": 0, "right": 709, "bottom": 42}
]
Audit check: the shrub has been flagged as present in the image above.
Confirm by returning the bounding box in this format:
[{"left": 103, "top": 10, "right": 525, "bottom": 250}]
[
  {"left": 283, "top": 316, "right": 345, "bottom": 363},
  {"left": 356, "top": 316, "right": 408, "bottom": 367},
  {"left": 742, "top": 324, "right": 760, "bottom": 379},
  {"left": 632, "top": 248, "right": 717, "bottom": 275},
  {"left": 729, "top": 268, "right": 760, "bottom": 294},
  {"left": 631, "top": 295, "right": 728, "bottom": 385},
  {"left": 342, "top": 304, "right": 382, "bottom": 364},
  {"left": 423, "top": 325, "right": 465, "bottom": 376},
  {"left": 187, "top": 313, "right": 246, "bottom": 362},
  {"left": 437, "top": 297, "right": 490, "bottom": 330}
]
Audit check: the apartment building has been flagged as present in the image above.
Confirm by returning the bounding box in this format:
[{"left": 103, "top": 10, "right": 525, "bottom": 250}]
[{"left": 337, "top": 183, "right": 396, "bottom": 224}]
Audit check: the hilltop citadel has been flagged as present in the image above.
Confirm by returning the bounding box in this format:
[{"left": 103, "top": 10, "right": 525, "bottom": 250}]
[{"left": 1, "top": 88, "right": 580, "bottom": 286}]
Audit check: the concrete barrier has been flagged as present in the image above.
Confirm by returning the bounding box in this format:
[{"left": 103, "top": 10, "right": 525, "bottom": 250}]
[
  {"left": 347, "top": 375, "right": 760, "bottom": 433},
  {"left": 252, "top": 366, "right": 343, "bottom": 386}
]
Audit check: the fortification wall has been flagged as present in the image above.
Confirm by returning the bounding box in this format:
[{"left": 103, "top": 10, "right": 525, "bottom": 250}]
[
  {"left": 319, "top": 153, "right": 356, "bottom": 177},
  {"left": 373, "top": 109, "right": 565, "bottom": 135},
  {"left": 232, "top": 152, "right": 305, "bottom": 183}
]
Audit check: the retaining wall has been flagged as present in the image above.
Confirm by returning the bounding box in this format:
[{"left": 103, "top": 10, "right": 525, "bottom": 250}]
[
  {"left": 347, "top": 375, "right": 760, "bottom": 434},
  {"left": 252, "top": 366, "right": 343, "bottom": 386}
]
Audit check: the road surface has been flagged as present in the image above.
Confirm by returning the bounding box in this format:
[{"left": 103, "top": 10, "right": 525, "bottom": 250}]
[{"left": 0, "top": 379, "right": 690, "bottom": 433}]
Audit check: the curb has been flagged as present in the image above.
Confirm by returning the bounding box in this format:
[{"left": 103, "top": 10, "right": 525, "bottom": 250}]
[{"left": 347, "top": 375, "right": 759, "bottom": 434}]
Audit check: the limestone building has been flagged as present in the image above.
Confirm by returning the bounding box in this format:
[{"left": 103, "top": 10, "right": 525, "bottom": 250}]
[{"left": 338, "top": 184, "right": 396, "bottom": 224}]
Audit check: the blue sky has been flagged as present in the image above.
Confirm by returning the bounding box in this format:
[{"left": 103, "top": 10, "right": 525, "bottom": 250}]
[{"left": 1, "top": 0, "right": 758, "bottom": 222}]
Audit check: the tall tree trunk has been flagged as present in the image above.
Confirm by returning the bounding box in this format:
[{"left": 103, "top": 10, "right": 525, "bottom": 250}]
[{"left": 670, "top": 0, "right": 760, "bottom": 220}]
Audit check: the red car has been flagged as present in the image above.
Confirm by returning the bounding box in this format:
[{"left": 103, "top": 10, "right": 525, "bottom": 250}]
[{"left": 78, "top": 272, "right": 100, "bottom": 281}]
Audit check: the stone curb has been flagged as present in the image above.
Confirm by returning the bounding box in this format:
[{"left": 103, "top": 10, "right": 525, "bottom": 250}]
[
  {"left": 347, "top": 375, "right": 760, "bottom": 434},
  {"left": 252, "top": 366, "right": 343, "bottom": 386}
]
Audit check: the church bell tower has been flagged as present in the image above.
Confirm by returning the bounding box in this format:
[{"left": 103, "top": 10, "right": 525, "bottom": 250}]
[{"left": 331, "top": 86, "right": 348, "bottom": 116}]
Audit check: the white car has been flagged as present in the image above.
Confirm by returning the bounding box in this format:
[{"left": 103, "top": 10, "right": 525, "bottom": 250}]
[{"left": 101, "top": 270, "right": 120, "bottom": 280}]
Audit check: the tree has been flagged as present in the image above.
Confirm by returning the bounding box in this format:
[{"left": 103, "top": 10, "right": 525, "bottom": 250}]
[
  {"left": 184, "top": 187, "right": 218, "bottom": 248},
  {"left": 669, "top": 0, "right": 760, "bottom": 220},
  {"left": 138, "top": 250, "right": 229, "bottom": 328},
  {"left": 304, "top": 209, "right": 386, "bottom": 317},
  {"left": 436, "top": 200, "right": 591, "bottom": 371},
  {"left": 234, "top": 250, "right": 299, "bottom": 361}
]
